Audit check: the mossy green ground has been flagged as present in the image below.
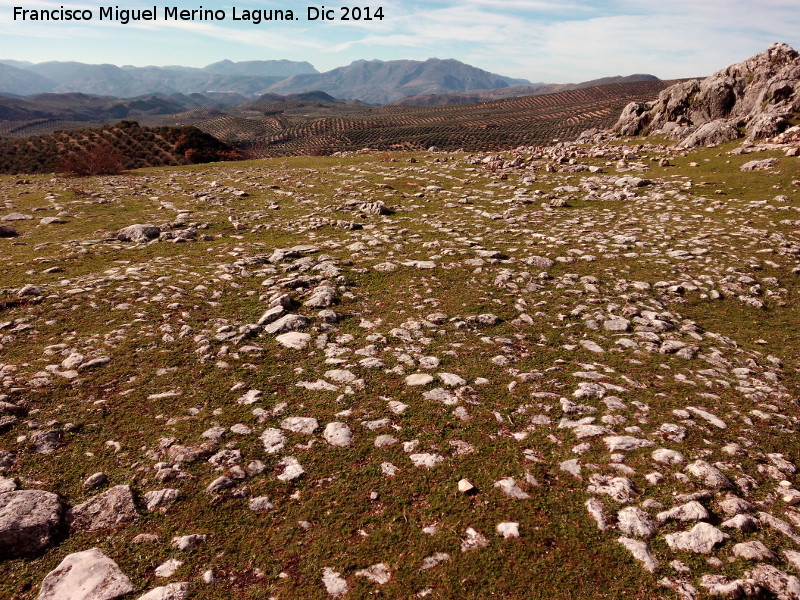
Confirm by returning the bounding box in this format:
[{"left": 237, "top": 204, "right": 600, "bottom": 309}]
[{"left": 1, "top": 141, "right": 799, "bottom": 599}]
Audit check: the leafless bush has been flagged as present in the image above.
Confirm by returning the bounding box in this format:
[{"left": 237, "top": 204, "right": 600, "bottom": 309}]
[{"left": 57, "top": 143, "right": 125, "bottom": 176}]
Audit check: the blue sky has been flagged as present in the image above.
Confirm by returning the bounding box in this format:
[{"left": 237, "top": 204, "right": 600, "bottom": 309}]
[{"left": 1, "top": 0, "right": 799, "bottom": 81}]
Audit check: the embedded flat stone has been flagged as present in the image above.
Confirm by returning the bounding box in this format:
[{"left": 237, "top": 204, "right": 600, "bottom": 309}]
[
  {"left": 665, "top": 522, "right": 728, "bottom": 554},
  {"left": 275, "top": 332, "right": 311, "bottom": 349},
  {"left": 37, "top": 548, "right": 134, "bottom": 600},
  {"left": 405, "top": 373, "right": 434, "bottom": 386}
]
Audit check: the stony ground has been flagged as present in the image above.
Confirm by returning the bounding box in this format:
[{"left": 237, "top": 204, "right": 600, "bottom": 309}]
[{"left": 1, "top": 136, "right": 800, "bottom": 599}]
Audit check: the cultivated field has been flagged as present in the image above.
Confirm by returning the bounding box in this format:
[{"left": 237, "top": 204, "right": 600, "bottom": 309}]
[{"left": 0, "top": 80, "right": 675, "bottom": 174}]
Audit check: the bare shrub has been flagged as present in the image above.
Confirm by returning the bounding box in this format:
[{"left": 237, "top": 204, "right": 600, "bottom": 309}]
[{"left": 57, "top": 142, "right": 125, "bottom": 176}]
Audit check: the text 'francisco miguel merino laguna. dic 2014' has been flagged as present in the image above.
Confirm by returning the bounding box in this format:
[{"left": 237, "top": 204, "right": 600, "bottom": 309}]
[{"left": 12, "top": 5, "right": 385, "bottom": 23}]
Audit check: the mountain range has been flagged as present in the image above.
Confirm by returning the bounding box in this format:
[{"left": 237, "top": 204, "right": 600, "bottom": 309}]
[{"left": 0, "top": 57, "right": 540, "bottom": 104}]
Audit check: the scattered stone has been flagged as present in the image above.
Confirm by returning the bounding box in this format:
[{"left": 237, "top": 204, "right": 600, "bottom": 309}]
[
  {"left": 37, "top": 548, "right": 134, "bottom": 600},
  {"left": 617, "top": 506, "right": 656, "bottom": 538},
  {"left": 68, "top": 485, "right": 138, "bottom": 532},
  {"left": 0, "top": 490, "right": 62, "bottom": 558},
  {"left": 143, "top": 489, "right": 180, "bottom": 513},
  {"left": 410, "top": 453, "right": 444, "bottom": 468},
  {"left": 405, "top": 373, "right": 434, "bottom": 386},
  {"left": 750, "top": 565, "right": 800, "bottom": 599},
  {"left": 420, "top": 553, "right": 450, "bottom": 570},
  {"left": 604, "top": 436, "right": 654, "bottom": 452},
  {"left": 276, "top": 332, "right": 312, "bottom": 349},
  {"left": 721, "top": 514, "right": 759, "bottom": 532},
  {"left": 496, "top": 522, "right": 520, "bottom": 539},
  {"left": 277, "top": 457, "right": 305, "bottom": 481},
  {"left": 171, "top": 534, "right": 207, "bottom": 551},
  {"left": 656, "top": 501, "right": 709, "bottom": 524},
  {"left": 618, "top": 537, "right": 659, "bottom": 573},
  {"left": 137, "top": 582, "right": 190, "bottom": 600},
  {"left": 461, "top": 527, "right": 489, "bottom": 552},
  {"left": 249, "top": 497, "right": 274, "bottom": 512},
  {"left": 588, "top": 475, "right": 637, "bottom": 503},
  {"left": 261, "top": 428, "right": 287, "bottom": 453},
  {"left": 154, "top": 558, "right": 183, "bottom": 578},
  {"left": 732, "top": 540, "right": 776, "bottom": 561},
  {"left": 264, "top": 314, "right": 310, "bottom": 335},
  {"left": 322, "top": 567, "right": 348, "bottom": 597},
  {"left": 355, "top": 563, "right": 391, "bottom": 585},
  {"left": 82, "top": 472, "right": 107, "bottom": 489},
  {"left": 665, "top": 522, "right": 728, "bottom": 554},
  {"left": 117, "top": 224, "right": 161, "bottom": 242},
  {"left": 493, "top": 477, "right": 530, "bottom": 499},
  {"left": 685, "top": 460, "right": 734, "bottom": 489},
  {"left": 323, "top": 422, "right": 353, "bottom": 447},
  {"left": 458, "top": 479, "right": 476, "bottom": 494},
  {"left": 281, "top": 417, "right": 319, "bottom": 435},
  {"left": 585, "top": 498, "right": 612, "bottom": 531}
]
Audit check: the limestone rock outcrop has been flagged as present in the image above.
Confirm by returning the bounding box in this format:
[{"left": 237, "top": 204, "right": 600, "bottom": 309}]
[{"left": 612, "top": 43, "right": 800, "bottom": 147}]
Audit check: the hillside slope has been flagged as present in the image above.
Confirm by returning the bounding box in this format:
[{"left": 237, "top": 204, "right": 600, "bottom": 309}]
[
  {"left": 395, "top": 74, "right": 661, "bottom": 106},
  {"left": 0, "top": 121, "right": 242, "bottom": 174},
  {"left": 241, "top": 79, "right": 675, "bottom": 156}
]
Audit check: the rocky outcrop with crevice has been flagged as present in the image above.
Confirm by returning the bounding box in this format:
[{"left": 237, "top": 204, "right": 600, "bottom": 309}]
[{"left": 613, "top": 43, "right": 800, "bottom": 147}]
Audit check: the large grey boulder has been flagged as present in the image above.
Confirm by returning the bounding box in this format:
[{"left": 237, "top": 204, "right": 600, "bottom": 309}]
[
  {"left": 676, "top": 119, "right": 740, "bottom": 149},
  {"left": 263, "top": 314, "right": 310, "bottom": 334},
  {"left": 665, "top": 522, "right": 728, "bottom": 554},
  {"left": 617, "top": 506, "right": 656, "bottom": 538},
  {"left": 37, "top": 548, "right": 133, "bottom": 600},
  {"left": 0, "top": 225, "right": 18, "bottom": 238},
  {"left": 685, "top": 460, "right": 734, "bottom": 490},
  {"left": 614, "top": 43, "right": 800, "bottom": 143},
  {"left": 116, "top": 224, "right": 161, "bottom": 243},
  {"left": 304, "top": 285, "right": 338, "bottom": 308},
  {"left": 68, "top": 485, "right": 138, "bottom": 532},
  {"left": 0, "top": 490, "right": 63, "bottom": 558},
  {"left": 751, "top": 565, "right": 800, "bottom": 600}
]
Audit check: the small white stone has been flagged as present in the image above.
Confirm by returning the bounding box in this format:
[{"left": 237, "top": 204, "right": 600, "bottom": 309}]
[
  {"left": 275, "top": 332, "right": 311, "bottom": 349},
  {"left": 355, "top": 563, "right": 391, "bottom": 584},
  {"left": 323, "top": 422, "right": 353, "bottom": 447},
  {"left": 249, "top": 496, "right": 274, "bottom": 512},
  {"left": 410, "top": 453, "right": 443, "bottom": 468},
  {"left": 325, "top": 369, "right": 357, "bottom": 383},
  {"left": 281, "top": 417, "right": 319, "bottom": 435},
  {"left": 277, "top": 457, "right": 305, "bottom": 481},
  {"left": 321, "top": 567, "right": 348, "bottom": 597},
  {"left": 405, "top": 373, "right": 434, "bottom": 386},
  {"left": 439, "top": 372, "right": 466, "bottom": 386},
  {"left": 458, "top": 479, "right": 476, "bottom": 493},
  {"left": 154, "top": 559, "right": 183, "bottom": 578},
  {"left": 461, "top": 527, "right": 489, "bottom": 552},
  {"left": 494, "top": 477, "right": 530, "bottom": 499},
  {"left": 496, "top": 522, "right": 520, "bottom": 538},
  {"left": 201, "top": 570, "right": 216, "bottom": 584},
  {"left": 381, "top": 462, "right": 398, "bottom": 477},
  {"left": 374, "top": 435, "right": 398, "bottom": 447},
  {"left": 388, "top": 401, "right": 408, "bottom": 414}
]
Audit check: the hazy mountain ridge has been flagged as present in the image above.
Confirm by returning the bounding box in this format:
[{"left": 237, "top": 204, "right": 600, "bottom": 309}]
[
  {"left": 0, "top": 57, "right": 533, "bottom": 104},
  {"left": 0, "top": 59, "right": 318, "bottom": 98},
  {"left": 265, "top": 58, "right": 533, "bottom": 104}
]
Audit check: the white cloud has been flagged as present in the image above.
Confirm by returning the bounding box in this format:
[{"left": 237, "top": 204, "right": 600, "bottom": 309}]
[{"left": 1, "top": 0, "right": 798, "bottom": 79}]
